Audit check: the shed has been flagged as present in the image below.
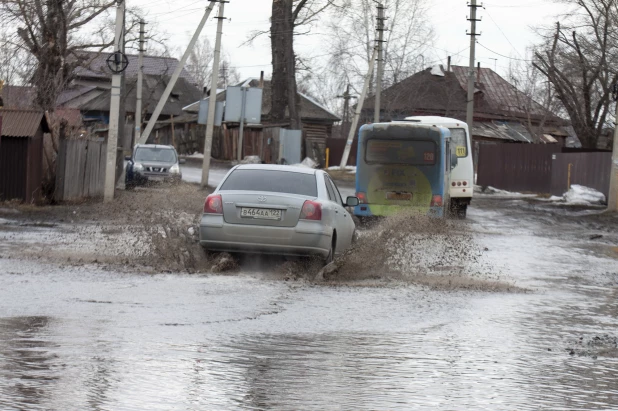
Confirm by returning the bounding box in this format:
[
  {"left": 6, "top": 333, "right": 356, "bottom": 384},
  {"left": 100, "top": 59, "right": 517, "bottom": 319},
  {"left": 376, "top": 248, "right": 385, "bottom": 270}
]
[{"left": 0, "top": 109, "right": 50, "bottom": 203}]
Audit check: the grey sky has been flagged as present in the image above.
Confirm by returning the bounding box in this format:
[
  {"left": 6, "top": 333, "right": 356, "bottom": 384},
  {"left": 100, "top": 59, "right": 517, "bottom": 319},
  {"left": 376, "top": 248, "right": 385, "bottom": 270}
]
[{"left": 135, "top": 0, "right": 567, "bottom": 80}]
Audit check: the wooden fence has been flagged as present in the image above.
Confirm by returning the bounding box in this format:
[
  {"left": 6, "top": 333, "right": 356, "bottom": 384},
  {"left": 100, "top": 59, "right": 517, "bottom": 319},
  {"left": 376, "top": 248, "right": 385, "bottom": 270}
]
[
  {"left": 55, "top": 139, "right": 107, "bottom": 201},
  {"left": 550, "top": 152, "right": 612, "bottom": 198}
]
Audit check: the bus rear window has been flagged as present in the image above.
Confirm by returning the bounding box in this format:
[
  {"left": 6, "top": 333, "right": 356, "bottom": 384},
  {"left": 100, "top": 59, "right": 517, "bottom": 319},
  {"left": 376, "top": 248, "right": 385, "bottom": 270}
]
[
  {"left": 448, "top": 128, "right": 468, "bottom": 157},
  {"left": 365, "top": 139, "right": 437, "bottom": 165}
]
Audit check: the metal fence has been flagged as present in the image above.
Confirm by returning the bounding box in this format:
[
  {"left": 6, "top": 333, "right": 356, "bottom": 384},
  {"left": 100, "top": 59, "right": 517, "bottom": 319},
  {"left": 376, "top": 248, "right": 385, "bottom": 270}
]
[
  {"left": 550, "top": 152, "right": 612, "bottom": 198},
  {"left": 477, "top": 144, "right": 561, "bottom": 193},
  {"left": 55, "top": 139, "right": 106, "bottom": 201}
]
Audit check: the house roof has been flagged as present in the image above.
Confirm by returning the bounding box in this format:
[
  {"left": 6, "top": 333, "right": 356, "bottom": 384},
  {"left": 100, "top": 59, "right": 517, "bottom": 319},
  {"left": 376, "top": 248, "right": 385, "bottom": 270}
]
[
  {"left": 1, "top": 86, "right": 37, "bottom": 109},
  {"left": 184, "top": 79, "right": 340, "bottom": 123},
  {"left": 74, "top": 51, "right": 197, "bottom": 85},
  {"left": 58, "top": 75, "right": 202, "bottom": 117},
  {"left": 0, "top": 108, "right": 50, "bottom": 137},
  {"left": 364, "top": 65, "right": 564, "bottom": 124}
]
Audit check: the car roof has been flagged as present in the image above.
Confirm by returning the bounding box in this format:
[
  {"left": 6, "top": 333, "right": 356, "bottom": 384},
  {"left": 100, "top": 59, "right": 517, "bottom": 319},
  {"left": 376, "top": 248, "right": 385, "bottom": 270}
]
[
  {"left": 135, "top": 144, "right": 176, "bottom": 150},
  {"left": 234, "top": 164, "right": 318, "bottom": 175}
]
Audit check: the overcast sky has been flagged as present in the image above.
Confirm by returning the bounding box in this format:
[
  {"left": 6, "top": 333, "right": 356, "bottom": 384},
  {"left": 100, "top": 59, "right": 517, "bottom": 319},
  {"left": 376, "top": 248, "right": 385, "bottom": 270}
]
[{"left": 134, "top": 0, "right": 567, "bottom": 81}]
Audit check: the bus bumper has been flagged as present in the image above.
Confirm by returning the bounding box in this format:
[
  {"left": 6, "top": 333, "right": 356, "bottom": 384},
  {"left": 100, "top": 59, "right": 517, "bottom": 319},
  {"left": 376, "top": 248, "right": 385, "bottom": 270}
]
[{"left": 354, "top": 204, "right": 445, "bottom": 218}]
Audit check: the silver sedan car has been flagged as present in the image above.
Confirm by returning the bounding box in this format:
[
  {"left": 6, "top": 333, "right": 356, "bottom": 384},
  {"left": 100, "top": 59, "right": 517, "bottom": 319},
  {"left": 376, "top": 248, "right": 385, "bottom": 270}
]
[{"left": 199, "top": 164, "right": 359, "bottom": 263}]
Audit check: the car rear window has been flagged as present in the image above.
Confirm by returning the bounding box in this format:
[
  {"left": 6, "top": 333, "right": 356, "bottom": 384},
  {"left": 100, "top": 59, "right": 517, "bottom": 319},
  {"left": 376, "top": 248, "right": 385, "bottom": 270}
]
[{"left": 220, "top": 169, "right": 318, "bottom": 197}]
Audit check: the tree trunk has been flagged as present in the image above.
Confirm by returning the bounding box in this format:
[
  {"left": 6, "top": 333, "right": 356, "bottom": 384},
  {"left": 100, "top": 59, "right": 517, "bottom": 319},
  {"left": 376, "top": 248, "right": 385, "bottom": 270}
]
[
  {"left": 270, "top": 0, "right": 288, "bottom": 123},
  {"left": 271, "top": 0, "right": 301, "bottom": 130}
]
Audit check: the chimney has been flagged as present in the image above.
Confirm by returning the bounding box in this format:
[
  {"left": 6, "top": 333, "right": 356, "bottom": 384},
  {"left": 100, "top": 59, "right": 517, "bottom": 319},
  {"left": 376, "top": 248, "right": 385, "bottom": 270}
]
[
  {"left": 259, "top": 71, "right": 264, "bottom": 88},
  {"left": 447, "top": 56, "right": 451, "bottom": 72},
  {"left": 477, "top": 62, "right": 481, "bottom": 84}
]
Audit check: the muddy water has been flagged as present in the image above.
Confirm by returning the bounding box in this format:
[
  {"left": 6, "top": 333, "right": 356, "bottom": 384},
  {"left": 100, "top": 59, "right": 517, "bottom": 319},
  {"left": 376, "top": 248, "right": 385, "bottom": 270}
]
[{"left": 1, "top": 195, "right": 617, "bottom": 409}]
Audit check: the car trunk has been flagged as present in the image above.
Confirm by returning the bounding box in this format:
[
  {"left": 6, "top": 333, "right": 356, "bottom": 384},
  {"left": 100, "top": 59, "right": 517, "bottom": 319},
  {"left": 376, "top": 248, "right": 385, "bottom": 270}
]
[{"left": 221, "top": 192, "right": 311, "bottom": 227}]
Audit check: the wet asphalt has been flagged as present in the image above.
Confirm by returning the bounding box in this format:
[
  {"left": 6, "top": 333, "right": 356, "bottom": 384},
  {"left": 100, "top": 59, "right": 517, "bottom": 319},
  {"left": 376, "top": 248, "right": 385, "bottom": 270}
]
[{"left": 0, "top": 170, "right": 617, "bottom": 410}]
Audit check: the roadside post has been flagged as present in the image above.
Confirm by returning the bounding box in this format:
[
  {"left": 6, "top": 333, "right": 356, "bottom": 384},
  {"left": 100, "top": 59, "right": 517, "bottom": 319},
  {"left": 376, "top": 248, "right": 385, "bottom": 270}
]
[{"left": 608, "top": 84, "right": 618, "bottom": 211}]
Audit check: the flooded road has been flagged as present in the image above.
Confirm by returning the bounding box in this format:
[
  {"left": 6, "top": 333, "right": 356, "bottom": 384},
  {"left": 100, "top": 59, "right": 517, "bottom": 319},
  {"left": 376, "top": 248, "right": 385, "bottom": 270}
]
[{"left": 1, "top": 193, "right": 617, "bottom": 409}]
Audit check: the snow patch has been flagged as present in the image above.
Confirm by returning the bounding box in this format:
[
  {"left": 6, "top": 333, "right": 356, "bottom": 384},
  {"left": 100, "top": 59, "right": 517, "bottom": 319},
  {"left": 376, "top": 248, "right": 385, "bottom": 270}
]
[
  {"left": 240, "top": 155, "right": 262, "bottom": 164},
  {"left": 292, "top": 157, "right": 318, "bottom": 168},
  {"left": 430, "top": 65, "right": 445, "bottom": 77},
  {"left": 474, "top": 185, "right": 535, "bottom": 197},
  {"left": 562, "top": 185, "right": 606, "bottom": 205}
]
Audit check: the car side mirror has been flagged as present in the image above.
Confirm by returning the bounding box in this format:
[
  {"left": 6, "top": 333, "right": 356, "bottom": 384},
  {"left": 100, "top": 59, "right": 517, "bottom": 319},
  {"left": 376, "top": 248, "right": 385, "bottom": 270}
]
[
  {"left": 179, "top": 158, "right": 186, "bottom": 164},
  {"left": 450, "top": 152, "right": 458, "bottom": 169},
  {"left": 124, "top": 155, "right": 132, "bottom": 161},
  {"left": 346, "top": 196, "right": 359, "bottom": 207}
]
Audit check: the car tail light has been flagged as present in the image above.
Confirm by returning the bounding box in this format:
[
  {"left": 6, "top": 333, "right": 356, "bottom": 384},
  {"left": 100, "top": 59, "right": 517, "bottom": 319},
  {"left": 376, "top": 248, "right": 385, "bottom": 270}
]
[
  {"left": 356, "top": 192, "right": 367, "bottom": 204},
  {"left": 300, "top": 200, "right": 322, "bottom": 220},
  {"left": 204, "top": 194, "right": 223, "bottom": 214},
  {"left": 431, "top": 195, "right": 443, "bottom": 207}
]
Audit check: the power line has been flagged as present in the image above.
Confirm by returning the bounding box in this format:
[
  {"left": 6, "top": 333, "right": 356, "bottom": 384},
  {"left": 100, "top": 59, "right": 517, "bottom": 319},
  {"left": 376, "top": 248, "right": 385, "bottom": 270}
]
[
  {"left": 482, "top": 5, "right": 524, "bottom": 58},
  {"left": 477, "top": 42, "right": 533, "bottom": 62}
]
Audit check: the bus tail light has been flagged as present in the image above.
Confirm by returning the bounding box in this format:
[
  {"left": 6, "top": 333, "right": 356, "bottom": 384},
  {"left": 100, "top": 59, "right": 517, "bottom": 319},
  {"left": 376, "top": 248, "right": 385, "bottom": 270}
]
[
  {"left": 300, "top": 200, "right": 322, "bottom": 220},
  {"left": 356, "top": 192, "right": 367, "bottom": 204},
  {"left": 462, "top": 181, "right": 468, "bottom": 186},
  {"left": 431, "top": 195, "right": 443, "bottom": 207}
]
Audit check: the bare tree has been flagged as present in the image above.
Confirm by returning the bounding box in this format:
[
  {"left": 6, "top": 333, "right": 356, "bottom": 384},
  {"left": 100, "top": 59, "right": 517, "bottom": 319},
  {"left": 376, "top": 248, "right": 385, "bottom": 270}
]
[
  {"left": 507, "top": 53, "right": 566, "bottom": 142},
  {"left": 0, "top": 28, "right": 35, "bottom": 86},
  {"left": 323, "top": 0, "right": 433, "bottom": 99},
  {"left": 0, "top": 0, "right": 120, "bottom": 111},
  {"left": 533, "top": 0, "right": 618, "bottom": 148},
  {"left": 270, "top": 0, "right": 339, "bottom": 129},
  {"left": 186, "top": 35, "right": 214, "bottom": 90}
]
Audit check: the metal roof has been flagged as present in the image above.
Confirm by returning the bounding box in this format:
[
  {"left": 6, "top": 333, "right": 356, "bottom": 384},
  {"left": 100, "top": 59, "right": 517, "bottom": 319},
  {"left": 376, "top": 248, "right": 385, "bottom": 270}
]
[
  {"left": 0, "top": 109, "right": 49, "bottom": 137},
  {"left": 74, "top": 52, "right": 197, "bottom": 85}
]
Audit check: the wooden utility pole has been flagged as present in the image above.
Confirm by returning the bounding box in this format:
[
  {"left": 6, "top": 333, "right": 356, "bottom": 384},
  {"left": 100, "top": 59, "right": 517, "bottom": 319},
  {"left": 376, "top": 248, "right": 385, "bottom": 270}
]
[
  {"left": 201, "top": 0, "right": 227, "bottom": 188},
  {"left": 608, "top": 87, "right": 618, "bottom": 211},
  {"left": 137, "top": 1, "right": 216, "bottom": 145},
  {"left": 374, "top": 3, "right": 386, "bottom": 123},
  {"left": 466, "top": 0, "right": 480, "bottom": 128},
  {"left": 339, "top": 48, "right": 378, "bottom": 168},
  {"left": 104, "top": 0, "right": 125, "bottom": 202},
  {"left": 134, "top": 19, "right": 146, "bottom": 147}
]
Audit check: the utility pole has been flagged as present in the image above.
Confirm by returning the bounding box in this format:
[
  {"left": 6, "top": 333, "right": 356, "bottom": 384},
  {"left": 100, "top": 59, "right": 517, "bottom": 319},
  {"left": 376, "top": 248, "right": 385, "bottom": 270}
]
[
  {"left": 137, "top": 1, "right": 216, "bottom": 145},
  {"left": 134, "top": 19, "right": 146, "bottom": 147},
  {"left": 608, "top": 85, "right": 618, "bottom": 211},
  {"left": 340, "top": 47, "right": 378, "bottom": 169},
  {"left": 201, "top": 0, "right": 227, "bottom": 188},
  {"left": 466, "top": 0, "right": 481, "bottom": 128},
  {"left": 104, "top": 0, "right": 125, "bottom": 202},
  {"left": 337, "top": 84, "right": 357, "bottom": 137},
  {"left": 374, "top": 2, "right": 386, "bottom": 123}
]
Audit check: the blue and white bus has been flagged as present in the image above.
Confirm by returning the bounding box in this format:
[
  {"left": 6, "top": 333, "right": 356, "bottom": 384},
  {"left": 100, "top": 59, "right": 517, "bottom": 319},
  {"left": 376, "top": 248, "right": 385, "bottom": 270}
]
[
  {"left": 404, "top": 116, "right": 474, "bottom": 217},
  {"left": 353, "top": 122, "right": 456, "bottom": 218}
]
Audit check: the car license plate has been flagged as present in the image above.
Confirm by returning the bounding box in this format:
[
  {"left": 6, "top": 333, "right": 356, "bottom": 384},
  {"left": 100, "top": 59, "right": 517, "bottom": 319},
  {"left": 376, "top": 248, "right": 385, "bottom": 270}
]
[
  {"left": 149, "top": 176, "right": 164, "bottom": 181},
  {"left": 241, "top": 208, "right": 282, "bottom": 220},
  {"left": 386, "top": 192, "right": 412, "bottom": 200}
]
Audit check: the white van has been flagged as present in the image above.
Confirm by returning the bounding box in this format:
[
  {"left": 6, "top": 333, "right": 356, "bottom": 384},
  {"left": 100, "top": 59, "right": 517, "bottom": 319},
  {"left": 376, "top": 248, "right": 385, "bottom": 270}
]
[{"left": 404, "top": 116, "right": 474, "bottom": 218}]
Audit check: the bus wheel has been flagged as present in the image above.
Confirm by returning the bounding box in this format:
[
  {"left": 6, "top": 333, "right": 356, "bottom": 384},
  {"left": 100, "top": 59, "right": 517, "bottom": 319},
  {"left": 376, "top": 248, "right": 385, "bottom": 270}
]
[{"left": 456, "top": 204, "right": 467, "bottom": 219}]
